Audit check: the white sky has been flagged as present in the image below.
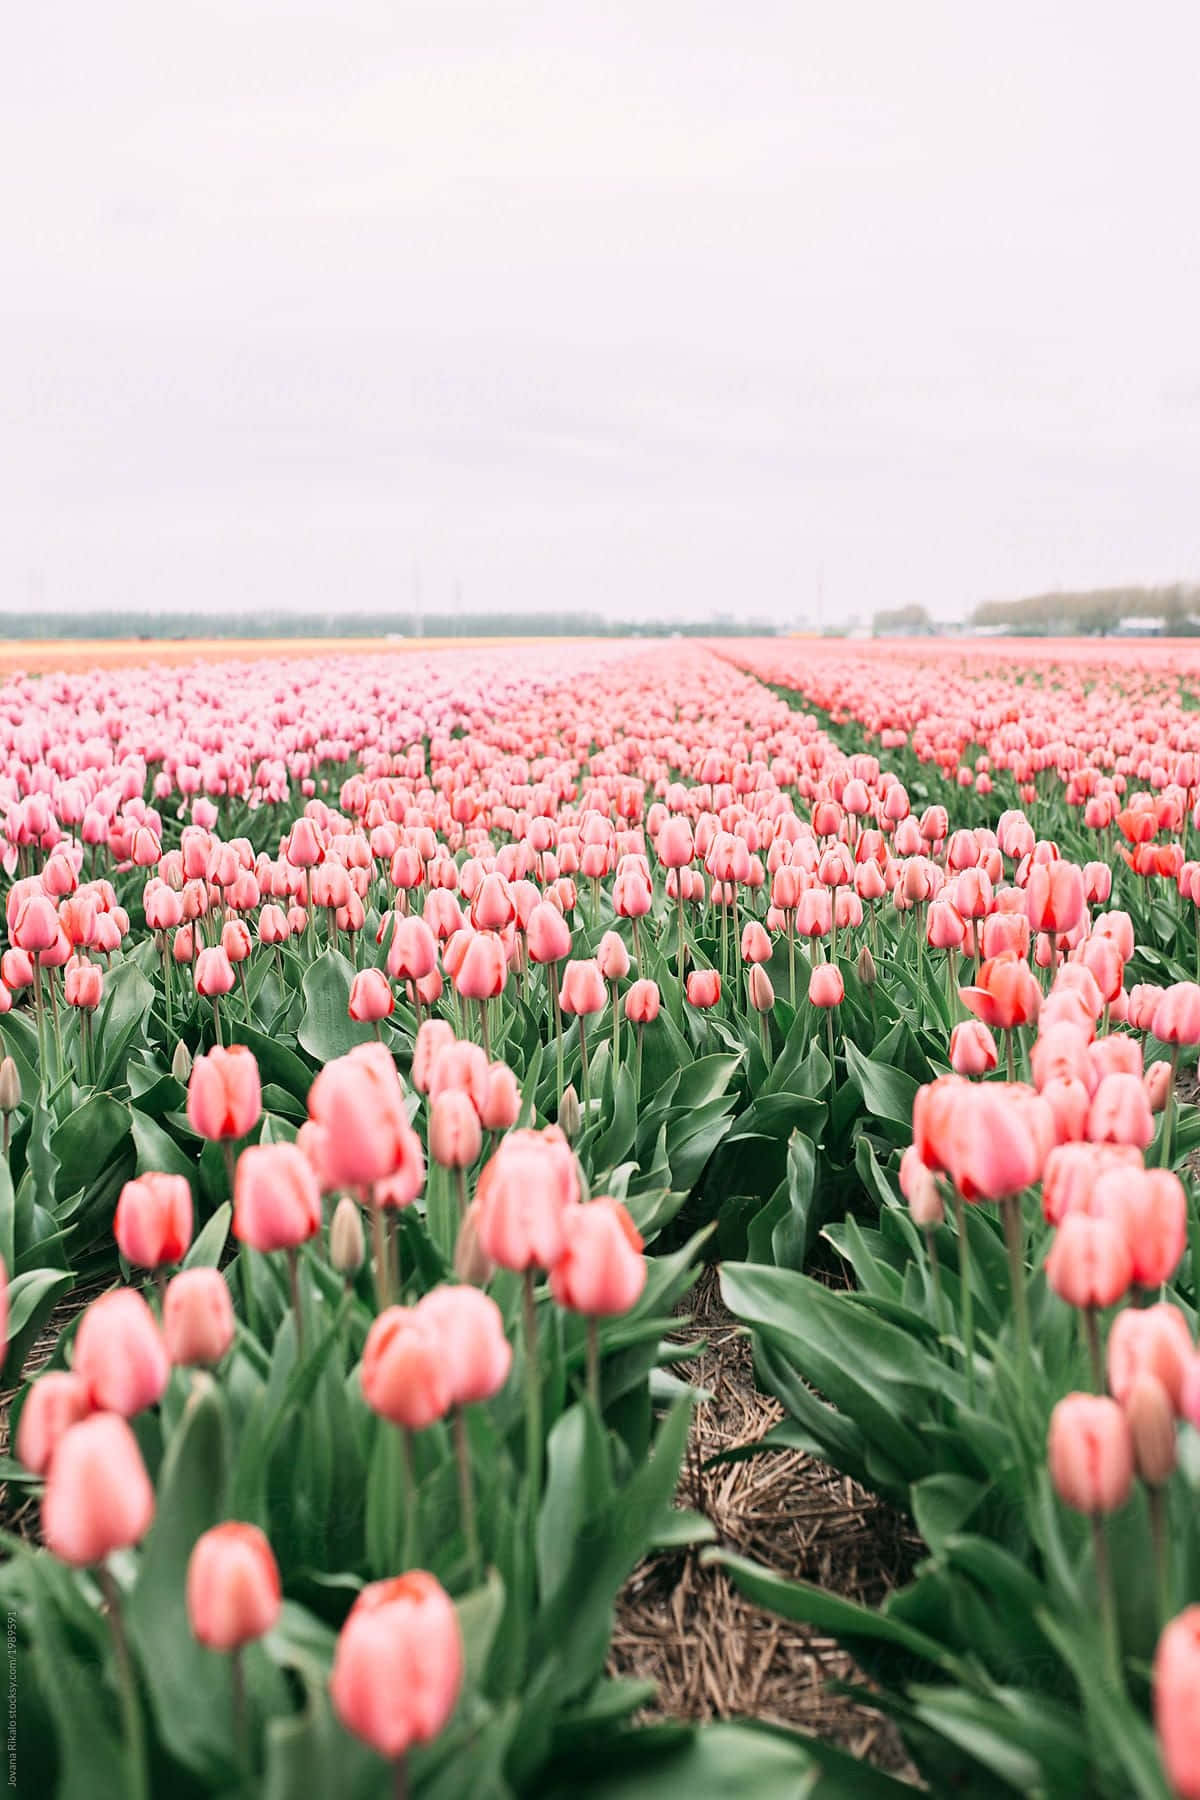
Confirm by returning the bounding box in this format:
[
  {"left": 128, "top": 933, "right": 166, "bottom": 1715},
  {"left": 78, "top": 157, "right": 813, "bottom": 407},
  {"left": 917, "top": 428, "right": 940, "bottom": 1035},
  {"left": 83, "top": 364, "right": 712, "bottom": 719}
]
[{"left": 2, "top": 2, "right": 1199, "bottom": 627}]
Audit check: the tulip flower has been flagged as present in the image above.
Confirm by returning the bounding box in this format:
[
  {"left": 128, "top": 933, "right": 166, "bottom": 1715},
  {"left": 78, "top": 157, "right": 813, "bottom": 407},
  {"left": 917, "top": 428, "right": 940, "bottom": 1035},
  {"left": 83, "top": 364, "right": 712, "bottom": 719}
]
[{"left": 330, "top": 1573, "right": 463, "bottom": 1775}]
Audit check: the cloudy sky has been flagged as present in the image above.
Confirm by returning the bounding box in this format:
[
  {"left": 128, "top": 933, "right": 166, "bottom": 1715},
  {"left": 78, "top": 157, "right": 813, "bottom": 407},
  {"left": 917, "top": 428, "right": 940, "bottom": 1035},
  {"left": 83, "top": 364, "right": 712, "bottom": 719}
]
[{"left": 3, "top": 2, "right": 1199, "bottom": 627}]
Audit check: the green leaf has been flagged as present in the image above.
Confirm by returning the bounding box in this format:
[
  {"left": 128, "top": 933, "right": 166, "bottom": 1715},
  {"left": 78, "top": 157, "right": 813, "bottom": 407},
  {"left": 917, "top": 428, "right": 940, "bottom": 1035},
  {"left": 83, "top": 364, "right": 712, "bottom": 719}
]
[
  {"left": 94, "top": 960, "right": 156, "bottom": 1089},
  {"left": 2, "top": 1267, "right": 73, "bottom": 1383},
  {"left": 183, "top": 1201, "right": 231, "bottom": 1269},
  {"left": 130, "top": 1107, "right": 197, "bottom": 1182},
  {"left": 297, "top": 949, "right": 374, "bottom": 1062},
  {"left": 843, "top": 1038, "right": 920, "bottom": 1132},
  {"left": 26, "top": 1556, "right": 129, "bottom": 1800},
  {"left": 51, "top": 1094, "right": 131, "bottom": 1197},
  {"left": 128, "top": 1380, "right": 235, "bottom": 1783},
  {"left": 705, "top": 1548, "right": 965, "bottom": 1677}
]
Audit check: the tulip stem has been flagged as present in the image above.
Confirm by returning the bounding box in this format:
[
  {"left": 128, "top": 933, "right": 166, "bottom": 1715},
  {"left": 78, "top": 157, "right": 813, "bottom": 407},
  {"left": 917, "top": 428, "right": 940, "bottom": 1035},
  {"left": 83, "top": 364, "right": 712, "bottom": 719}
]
[
  {"left": 635, "top": 1022, "right": 644, "bottom": 1099},
  {"left": 1083, "top": 1307, "right": 1104, "bottom": 1392},
  {"left": 372, "top": 1202, "right": 391, "bottom": 1311},
  {"left": 925, "top": 1227, "right": 948, "bottom": 1340},
  {"left": 758, "top": 1008, "right": 770, "bottom": 1065},
  {"left": 1002, "top": 1194, "right": 1031, "bottom": 1397},
  {"left": 161, "top": 941, "right": 173, "bottom": 1042},
  {"left": 453, "top": 1406, "right": 481, "bottom": 1585},
  {"left": 676, "top": 887, "right": 686, "bottom": 986},
  {"left": 223, "top": 1139, "right": 237, "bottom": 1202},
  {"left": 824, "top": 1008, "right": 836, "bottom": 1080},
  {"left": 522, "top": 1270, "right": 542, "bottom": 1565},
  {"left": 212, "top": 996, "right": 223, "bottom": 1048},
  {"left": 230, "top": 1645, "right": 250, "bottom": 1792},
  {"left": 950, "top": 1191, "right": 976, "bottom": 1409},
  {"left": 286, "top": 1247, "right": 306, "bottom": 1358},
  {"left": 1162, "top": 1048, "right": 1180, "bottom": 1168},
  {"left": 394, "top": 1756, "right": 409, "bottom": 1800},
  {"left": 550, "top": 965, "right": 565, "bottom": 1107},
  {"left": 1005, "top": 1028, "right": 1016, "bottom": 1083},
  {"left": 1149, "top": 1485, "right": 1171, "bottom": 1628},
  {"left": 478, "top": 998, "right": 490, "bottom": 1060},
  {"left": 586, "top": 1314, "right": 600, "bottom": 1414},
  {"left": 1091, "top": 1515, "right": 1123, "bottom": 1692},
  {"left": 399, "top": 1425, "right": 418, "bottom": 1569},
  {"left": 611, "top": 984, "right": 620, "bottom": 1070},
  {"left": 787, "top": 923, "right": 796, "bottom": 1008},
  {"left": 97, "top": 1565, "right": 149, "bottom": 1800},
  {"left": 578, "top": 1015, "right": 590, "bottom": 1112}
]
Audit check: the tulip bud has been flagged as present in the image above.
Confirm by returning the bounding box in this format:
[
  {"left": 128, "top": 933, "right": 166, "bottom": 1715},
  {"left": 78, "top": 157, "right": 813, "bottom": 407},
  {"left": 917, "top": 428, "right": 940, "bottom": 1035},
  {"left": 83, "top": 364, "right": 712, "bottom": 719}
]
[
  {"left": 171, "top": 1039, "right": 193, "bottom": 1084},
  {"left": 1125, "top": 1373, "right": 1176, "bottom": 1487},
  {"left": 559, "top": 1083, "right": 581, "bottom": 1141},
  {"left": 856, "top": 943, "right": 876, "bottom": 988},
  {"left": 330, "top": 1196, "right": 365, "bottom": 1277},
  {"left": 453, "top": 1196, "right": 494, "bottom": 1286},
  {"left": 0, "top": 1056, "right": 22, "bottom": 1114},
  {"left": 747, "top": 964, "right": 775, "bottom": 1014}
]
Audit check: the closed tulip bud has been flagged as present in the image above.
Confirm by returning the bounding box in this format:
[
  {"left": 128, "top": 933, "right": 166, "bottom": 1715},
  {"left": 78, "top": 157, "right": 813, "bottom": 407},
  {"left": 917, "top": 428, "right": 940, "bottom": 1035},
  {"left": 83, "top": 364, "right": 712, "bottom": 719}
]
[
  {"left": 330, "top": 1572, "right": 463, "bottom": 1758},
  {"left": 73, "top": 1289, "right": 169, "bottom": 1415},
  {"left": 453, "top": 1196, "right": 494, "bottom": 1286},
  {"left": 1125, "top": 1373, "right": 1176, "bottom": 1486},
  {"left": 113, "top": 1172, "right": 193, "bottom": 1269},
  {"left": 330, "top": 1195, "right": 366, "bottom": 1276},
  {"left": 747, "top": 964, "right": 775, "bottom": 1014},
  {"left": 412, "top": 1019, "right": 456, "bottom": 1092},
  {"left": 526, "top": 901, "right": 572, "bottom": 966},
  {"left": 429, "top": 1091, "right": 483, "bottom": 1169},
  {"left": 475, "top": 1127, "right": 579, "bottom": 1271},
  {"left": 361, "top": 1306, "right": 452, "bottom": 1429},
  {"left": 1088, "top": 1071, "right": 1154, "bottom": 1149},
  {"left": 558, "top": 1082, "right": 582, "bottom": 1140},
  {"left": 1047, "top": 1392, "right": 1134, "bottom": 1514},
  {"left": 41, "top": 1413, "right": 155, "bottom": 1566},
  {"left": 1154, "top": 981, "right": 1200, "bottom": 1046},
  {"left": 479, "top": 1062, "right": 520, "bottom": 1132},
  {"left": 549, "top": 1197, "right": 646, "bottom": 1316},
  {"left": 162, "top": 1268, "right": 235, "bottom": 1367},
  {"left": 454, "top": 930, "right": 508, "bottom": 1001},
  {"left": 624, "top": 978, "right": 661, "bottom": 1024},
  {"left": 1108, "top": 1303, "right": 1192, "bottom": 1409},
  {"left": 417, "top": 1284, "right": 512, "bottom": 1405},
  {"left": 187, "top": 1045, "right": 262, "bottom": 1142},
  {"left": 856, "top": 943, "right": 876, "bottom": 988},
  {"left": 559, "top": 958, "right": 607, "bottom": 1015},
  {"left": 596, "top": 930, "right": 630, "bottom": 984},
  {"left": 233, "top": 1143, "right": 322, "bottom": 1252},
  {"left": 1045, "top": 1212, "right": 1133, "bottom": 1309},
  {"left": 949, "top": 1019, "right": 997, "bottom": 1077},
  {"left": 808, "top": 964, "right": 844, "bottom": 1008},
  {"left": 899, "top": 1145, "right": 944, "bottom": 1227},
  {"left": 686, "top": 969, "right": 721, "bottom": 1009},
  {"left": 15, "top": 1371, "right": 91, "bottom": 1475},
  {"left": 0, "top": 1056, "right": 22, "bottom": 1114},
  {"left": 194, "top": 945, "right": 236, "bottom": 999},
  {"left": 171, "top": 1039, "right": 193, "bottom": 1084},
  {"left": 64, "top": 956, "right": 102, "bottom": 1009},
  {"left": 1145, "top": 1060, "right": 1172, "bottom": 1113},
  {"left": 1155, "top": 1607, "right": 1200, "bottom": 1800},
  {"left": 187, "top": 1522, "right": 281, "bottom": 1651},
  {"left": 348, "top": 966, "right": 394, "bottom": 1023},
  {"left": 308, "top": 1043, "right": 416, "bottom": 1191}
]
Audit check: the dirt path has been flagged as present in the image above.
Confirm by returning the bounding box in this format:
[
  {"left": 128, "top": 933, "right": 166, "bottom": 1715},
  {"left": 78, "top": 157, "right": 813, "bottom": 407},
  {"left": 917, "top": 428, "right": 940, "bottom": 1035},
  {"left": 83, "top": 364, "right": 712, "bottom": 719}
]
[{"left": 609, "top": 1267, "right": 919, "bottom": 1776}]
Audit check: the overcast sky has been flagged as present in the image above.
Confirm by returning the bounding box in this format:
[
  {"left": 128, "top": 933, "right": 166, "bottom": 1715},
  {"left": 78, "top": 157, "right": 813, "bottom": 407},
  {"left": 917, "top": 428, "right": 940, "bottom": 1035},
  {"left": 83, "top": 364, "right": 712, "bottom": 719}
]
[{"left": 3, "top": 2, "right": 1199, "bottom": 627}]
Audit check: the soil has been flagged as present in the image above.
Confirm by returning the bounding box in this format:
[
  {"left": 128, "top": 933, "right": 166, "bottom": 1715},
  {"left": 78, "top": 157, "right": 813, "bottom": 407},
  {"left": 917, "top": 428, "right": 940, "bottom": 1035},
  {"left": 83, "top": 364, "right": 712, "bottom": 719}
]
[{"left": 608, "top": 1266, "right": 920, "bottom": 1778}]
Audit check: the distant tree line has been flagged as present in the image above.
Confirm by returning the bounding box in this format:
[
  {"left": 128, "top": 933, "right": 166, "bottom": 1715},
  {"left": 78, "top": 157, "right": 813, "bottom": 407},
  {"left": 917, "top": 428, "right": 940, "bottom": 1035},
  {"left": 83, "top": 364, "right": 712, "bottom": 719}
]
[
  {"left": 871, "top": 604, "right": 934, "bottom": 636},
  {"left": 0, "top": 609, "right": 783, "bottom": 642},
  {"left": 968, "top": 584, "right": 1200, "bottom": 636}
]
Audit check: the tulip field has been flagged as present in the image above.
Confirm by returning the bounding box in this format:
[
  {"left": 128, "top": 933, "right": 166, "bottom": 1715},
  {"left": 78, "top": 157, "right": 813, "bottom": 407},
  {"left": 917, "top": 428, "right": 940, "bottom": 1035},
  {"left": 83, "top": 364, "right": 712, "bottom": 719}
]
[{"left": 6, "top": 632, "right": 1200, "bottom": 1798}]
